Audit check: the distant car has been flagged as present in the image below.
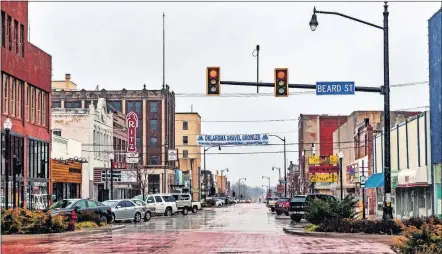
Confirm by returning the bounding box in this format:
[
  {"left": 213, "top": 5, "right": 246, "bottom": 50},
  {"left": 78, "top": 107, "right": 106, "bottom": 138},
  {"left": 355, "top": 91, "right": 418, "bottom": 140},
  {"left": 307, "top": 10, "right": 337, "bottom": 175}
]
[
  {"left": 274, "top": 197, "right": 290, "bottom": 216},
  {"left": 102, "top": 199, "right": 145, "bottom": 223},
  {"left": 289, "top": 194, "right": 336, "bottom": 222},
  {"left": 48, "top": 199, "right": 112, "bottom": 223},
  {"left": 266, "top": 197, "right": 277, "bottom": 212},
  {"left": 131, "top": 199, "right": 155, "bottom": 221}
]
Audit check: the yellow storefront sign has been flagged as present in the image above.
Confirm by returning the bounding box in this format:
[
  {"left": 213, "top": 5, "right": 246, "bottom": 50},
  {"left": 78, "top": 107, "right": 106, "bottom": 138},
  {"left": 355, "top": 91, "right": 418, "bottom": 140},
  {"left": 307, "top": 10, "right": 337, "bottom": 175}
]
[
  {"left": 308, "top": 155, "right": 338, "bottom": 165},
  {"left": 308, "top": 173, "right": 338, "bottom": 183}
]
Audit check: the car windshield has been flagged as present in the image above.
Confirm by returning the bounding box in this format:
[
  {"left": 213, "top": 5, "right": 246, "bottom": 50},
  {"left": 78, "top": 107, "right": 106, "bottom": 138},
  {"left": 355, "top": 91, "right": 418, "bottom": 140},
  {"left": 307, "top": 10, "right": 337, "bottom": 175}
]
[
  {"left": 102, "top": 201, "right": 119, "bottom": 208},
  {"left": 277, "top": 198, "right": 290, "bottom": 202},
  {"left": 290, "top": 196, "right": 307, "bottom": 203},
  {"left": 49, "top": 200, "right": 76, "bottom": 209}
]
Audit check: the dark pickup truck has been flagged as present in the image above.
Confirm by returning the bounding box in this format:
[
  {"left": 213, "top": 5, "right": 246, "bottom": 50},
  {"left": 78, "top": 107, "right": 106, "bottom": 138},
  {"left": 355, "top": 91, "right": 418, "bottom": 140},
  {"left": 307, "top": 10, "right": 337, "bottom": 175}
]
[{"left": 289, "top": 194, "right": 336, "bottom": 222}]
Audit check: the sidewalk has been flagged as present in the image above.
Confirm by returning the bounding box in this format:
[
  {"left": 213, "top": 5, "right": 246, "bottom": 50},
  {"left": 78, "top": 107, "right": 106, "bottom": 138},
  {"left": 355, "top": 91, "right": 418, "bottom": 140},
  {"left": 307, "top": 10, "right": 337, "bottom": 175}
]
[
  {"left": 1, "top": 224, "right": 126, "bottom": 242},
  {"left": 283, "top": 227, "right": 395, "bottom": 243}
]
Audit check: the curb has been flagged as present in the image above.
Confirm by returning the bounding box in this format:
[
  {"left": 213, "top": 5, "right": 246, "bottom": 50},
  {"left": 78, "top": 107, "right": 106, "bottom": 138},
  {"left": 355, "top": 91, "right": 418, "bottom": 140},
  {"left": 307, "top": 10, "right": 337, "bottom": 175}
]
[
  {"left": 282, "top": 227, "right": 395, "bottom": 242},
  {"left": 1, "top": 225, "right": 126, "bottom": 242}
]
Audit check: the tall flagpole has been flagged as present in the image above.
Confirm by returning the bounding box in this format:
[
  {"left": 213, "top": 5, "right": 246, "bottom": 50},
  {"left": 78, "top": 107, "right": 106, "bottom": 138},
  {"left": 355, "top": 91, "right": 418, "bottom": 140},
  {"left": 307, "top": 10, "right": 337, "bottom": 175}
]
[{"left": 162, "top": 12, "right": 165, "bottom": 89}]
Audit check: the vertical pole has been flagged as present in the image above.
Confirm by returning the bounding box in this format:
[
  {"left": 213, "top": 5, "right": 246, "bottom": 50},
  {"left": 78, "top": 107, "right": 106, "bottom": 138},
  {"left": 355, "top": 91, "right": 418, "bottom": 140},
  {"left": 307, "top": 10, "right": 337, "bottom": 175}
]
[
  {"left": 4, "top": 129, "right": 10, "bottom": 209},
  {"left": 339, "top": 157, "right": 343, "bottom": 200},
  {"left": 105, "top": 167, "right": 108, "bottom": 200},
  {"left": 162, "top": 13, "right": 165, "bottom": 89},
  {"left": 256, "top": 45, "right": 260, "bottom": 93},
  {"left": 382, "top": 1, "right": 393, "bottom": 221},
  {"left": 362, "top": 160, "right": 366, "bottom": 220},
  {"left": 12, "top": 156, "right": 17, "bottom": 209},
  {"left": 284, "top": 138, "right": 287, "bottom": 197},
  {"left": 204, "top": 149, "right": 207, "bottom": 198},
  {"left": 238, "top": 180, "right": 241, "bottom": 200},
  {"left": 110, "top": 159, "right": 114, "bottom": 200},
  {"left": 164, "top": 144, "right": 168, "bottom": 193}
]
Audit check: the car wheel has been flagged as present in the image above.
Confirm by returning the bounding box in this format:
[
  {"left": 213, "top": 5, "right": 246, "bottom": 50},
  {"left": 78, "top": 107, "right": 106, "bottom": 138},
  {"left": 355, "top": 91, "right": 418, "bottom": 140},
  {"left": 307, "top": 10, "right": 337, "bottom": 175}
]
[
  {"left": 182, "top": 208, "right": 188, "bottom": 215},
  {"left": 111, "top": 213, "right": 116, "bottom": 223},
  {"left": 284, "top": 212, "right": 289, "bottom": 216},
  {"left": 271, "top": 208, "right": 275, "bottom": 212},
  {"left": 134, "top": 212, "right": 142, "bottom": 222},
  {"left": 99, "top": 215, "right": 108, "bottom": 224},
  {"left": 144, "top": 211, "right": 151, "bottom": 222},
  {"left": 165, "top": 207, "right": 172, "bottom": 217},
  {"left": 192, "top": 206, "right": 198, "bottom": 213},
  {"left": 276, "top": 212, "right": 282, "bottom": 216}
]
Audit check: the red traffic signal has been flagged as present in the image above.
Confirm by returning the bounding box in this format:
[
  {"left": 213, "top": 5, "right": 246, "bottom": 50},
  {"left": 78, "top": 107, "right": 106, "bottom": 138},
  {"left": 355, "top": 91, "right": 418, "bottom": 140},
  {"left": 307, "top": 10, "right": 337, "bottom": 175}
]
[
  {"left": 274, "top": 68, "right": 289, "bottom": 97},
  {"left": 206, "top": 67, "right": 220, "bottom": 95}
]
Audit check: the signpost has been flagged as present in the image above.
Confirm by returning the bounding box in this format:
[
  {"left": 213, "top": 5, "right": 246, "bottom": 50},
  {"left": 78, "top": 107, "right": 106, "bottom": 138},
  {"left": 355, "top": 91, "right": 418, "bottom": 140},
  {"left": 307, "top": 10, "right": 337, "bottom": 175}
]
[
  {"left": 316, "top": 81, "right": 355, "bottom": 95},
  {"left": 126, "top": 112, "right": 139, "bottom": 164}
]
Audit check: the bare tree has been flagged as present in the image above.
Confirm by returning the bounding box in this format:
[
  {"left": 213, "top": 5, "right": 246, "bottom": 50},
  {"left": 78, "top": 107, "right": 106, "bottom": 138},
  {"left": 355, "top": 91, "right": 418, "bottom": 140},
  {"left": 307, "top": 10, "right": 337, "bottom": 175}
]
[{"left": 131, "top": 166, "right": 149, "bottom": 201}]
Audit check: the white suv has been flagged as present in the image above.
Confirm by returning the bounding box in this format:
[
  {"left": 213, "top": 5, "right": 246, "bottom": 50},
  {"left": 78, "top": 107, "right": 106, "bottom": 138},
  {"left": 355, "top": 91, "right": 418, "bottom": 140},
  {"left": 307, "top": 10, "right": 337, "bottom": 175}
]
[{"left": 145, "top": 194, "right": 178, "bottom": 216}]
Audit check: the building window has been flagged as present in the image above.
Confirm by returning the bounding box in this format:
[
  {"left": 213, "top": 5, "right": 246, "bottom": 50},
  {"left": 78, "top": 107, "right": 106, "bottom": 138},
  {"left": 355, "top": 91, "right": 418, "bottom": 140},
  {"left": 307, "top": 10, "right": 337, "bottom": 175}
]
[
  {"left": 150, "top": 137, "right": 158, "bottom": 148},
  {"left": 19, "top": 24, "right": 24, "bottom": 57},
  {"left": 11, "top": 78, "right": 16, "bottom": 116},
  {"left": 26, "top": 84, "right": 30, "bottom": 121},
  {"left": 7, "top": 15, "right": 11, "bottom": 50},
  {"left": 150, "top": 102, "right": 157, "bottom": 113},
  {"left": 107, "top": 101, "right": 122, "bottom": 113},
  {"left": 183, "top": 136, "right": 188, "bottom": 145},
  {"left": 37, "top": 90, "right": 42, "bottom": 124},
  {"left": 14, "top": 20, "right": 18, "bottom": 54},
  {"left": 150, "top": 120, "right": 158, "bottom": 130},
  {"left": 183, "top": 150, "right": 189, "bottom": 158},
  {"left": 3, "top": 74, "right": 9, "bottom": 114},
  {"left": 16, "top": 80, "right": 22, "bottom": 118},
  {"left": 42, "top": 92, "right": 47, "bottom": 126},
  {"left": 150, "top": 156, "right": 159, "bottom": 165},
  {"left": 1, "top": 11, "right": 5, "bottom": 48},
  {"left": 31, "top": 86, "right": 35, "bottom": 123},
  {"left": 53, "top": 129, "right": 61, "bottom": 136},
  {"left": 64, "top": 101, "right": 81, "bottom": 109},
  {"left": 52, "top": 101, "right": 61, "bottom": 108},
  {"left": 183, "top": 121, "right": 188, "bottom": 130}
]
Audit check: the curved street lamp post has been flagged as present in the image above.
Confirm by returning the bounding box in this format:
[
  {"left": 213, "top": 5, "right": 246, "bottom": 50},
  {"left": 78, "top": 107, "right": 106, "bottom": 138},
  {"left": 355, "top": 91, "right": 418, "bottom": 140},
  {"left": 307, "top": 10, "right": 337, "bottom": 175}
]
[
  {"left": 269, "top": 135, "right": 287, "bottom": 197},
  {"left": 238, "top": 177, "right": 246, "bottom": 200},
  {"left": 203, "top": 146, "right": 221, "bottom": 198}
]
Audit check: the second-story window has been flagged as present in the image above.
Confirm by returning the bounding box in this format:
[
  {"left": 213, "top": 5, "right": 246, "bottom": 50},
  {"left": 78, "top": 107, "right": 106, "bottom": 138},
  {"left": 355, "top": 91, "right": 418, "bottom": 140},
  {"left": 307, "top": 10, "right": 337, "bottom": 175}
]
[
  {"left": 17, "top": 80, "right": 22, "bottom": 118},
  {"left": 149, "top": 102, "right": 157, "bottom": 113},
  {"left": 183, "top": 150, "right": 189, "bottom": 158},
  {"left": 150, "top": 137, "right": 158, "bottom": 148},
  {"left": 3, "top": 74, "right": 9, "bottom": 114},
  {"left": 183, "top": 136, "right": 188, "bottom": 145},
  {"left": 183, "top": 121, "right": 188, "bottom": 130},
  {"left": 14, "top": 20, "right": 18, "bottom": 54},
  {"left": 11, "top": 78, "right": 16, "bottom": 116},
  {"left": 42, "top": 92, "right": 47, "bottom": 126},
  {"left": 26, "top": 84, "right": 30, "bottom": 121},
  {"left": 1, "top": 11, "right": 5, "bottom": 48},
  {"left": 37, "top": 90, "right": 42, "bottom": 124},
  {"left": 7, "top": 15, "right": 11, "bottom": 51},
  {"left": 19, "top": 24, "right": 24, "bottom": 57},
  {"left": 150, "top": 120, "right": 158, "bottom": 130},
  {"left": 31, "top": 86, "right": 35, "bottom": 123}
]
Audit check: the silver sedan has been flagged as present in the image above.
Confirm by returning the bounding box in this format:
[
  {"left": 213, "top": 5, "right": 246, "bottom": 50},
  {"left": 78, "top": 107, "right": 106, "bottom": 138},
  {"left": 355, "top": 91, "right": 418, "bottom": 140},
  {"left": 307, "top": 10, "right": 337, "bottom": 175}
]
[{"left": 102, "top": 199, "right": 144, "bottom": 223}]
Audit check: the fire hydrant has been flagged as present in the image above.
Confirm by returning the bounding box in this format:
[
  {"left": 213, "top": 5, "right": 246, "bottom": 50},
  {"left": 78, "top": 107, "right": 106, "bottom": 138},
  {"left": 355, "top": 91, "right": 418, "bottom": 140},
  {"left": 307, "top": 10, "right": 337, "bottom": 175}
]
[{"left": 69, "top": 210, "right": 78, "bottom": 231}]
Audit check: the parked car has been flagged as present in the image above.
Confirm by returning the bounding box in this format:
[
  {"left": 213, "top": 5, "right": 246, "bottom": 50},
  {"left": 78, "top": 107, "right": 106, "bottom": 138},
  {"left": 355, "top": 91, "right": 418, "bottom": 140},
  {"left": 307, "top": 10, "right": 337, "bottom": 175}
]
[
  {"left": 102, "top": 199, "right": 145, "bottom": 223},
  {"left": 274, "top": 197, "right": 290, "bottom": 216},
  {"left": 48, "top": 199, "right": 112, "bottom": 223},
  {"left": 132, "top": 195, "right": 156, "bottom": 213},
  {"left": 192, "top": 201, "right": 202, "bottom": 211},
  {"left": 266, "top": 197, "right": 277, "bottom": 212},
  {"left": 131, "top": 199, "right": 155, "bottom": 221},
  {"left": 289, "top": 194, "right": 336, "bottom": 222},
  {"left": 144, "top": 194, "right": 178, "bottom": 216},
  {"left": 171, "top": 193, "right": 192, "bottom": 215}
]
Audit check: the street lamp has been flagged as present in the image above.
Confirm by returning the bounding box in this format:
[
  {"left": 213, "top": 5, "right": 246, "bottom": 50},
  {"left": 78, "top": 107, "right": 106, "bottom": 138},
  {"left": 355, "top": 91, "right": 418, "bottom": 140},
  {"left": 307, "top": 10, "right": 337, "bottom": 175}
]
[
  {"left": 203, "top": 145, "right": 221, "bottom": 198},
  {"left": 338, "top": 151, "right": 344, "bottom": 200},
  {"left": 252, "top": 45, "right": 260, "bottom": 93},
  {"left": 310, "top": 2, "right": 392, "bottom": 220},
  {"left": 262, "top": 176, "right": 270, "bottom": 195},
  {"left": 238, "top": 177, "right": 246, "bottom": 200},
  {"left": 221, "top": 168, "right": 229, "bottom": 194},
  {"left": 269, "top": 135, "right": 287, "bottom": 197},
  {"left": 3, "top": 118, "right": 12, "bottom": 209},
  {"left": 109, "top": 152, "right": 114, "bottom": 200}
]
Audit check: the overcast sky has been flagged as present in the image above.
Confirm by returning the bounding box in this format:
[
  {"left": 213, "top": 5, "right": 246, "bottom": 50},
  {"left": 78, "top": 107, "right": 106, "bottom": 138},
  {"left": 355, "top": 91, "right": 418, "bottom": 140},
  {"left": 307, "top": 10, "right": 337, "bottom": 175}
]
[{"left": 29, "top": 1, "right": 440, "bottom": 188}]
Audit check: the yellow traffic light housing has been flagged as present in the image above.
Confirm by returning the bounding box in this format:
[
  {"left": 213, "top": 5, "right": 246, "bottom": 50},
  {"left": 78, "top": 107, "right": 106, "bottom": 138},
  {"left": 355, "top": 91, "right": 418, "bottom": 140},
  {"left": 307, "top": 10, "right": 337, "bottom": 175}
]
[
  {"left": 206, "top": 67, "right": 220, "bottom": 96},
  {"left": 274, "top": 68, "right": 289, "bottom": 97}
]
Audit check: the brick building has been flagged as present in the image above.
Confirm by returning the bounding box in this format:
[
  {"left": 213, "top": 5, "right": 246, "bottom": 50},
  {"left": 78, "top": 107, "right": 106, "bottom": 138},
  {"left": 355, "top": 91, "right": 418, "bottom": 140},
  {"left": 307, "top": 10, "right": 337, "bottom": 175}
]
[
  {"left": 1, "top": 2, "right": 52, "bottom": 209},
  {"left": 51, "top": 76, "right": 176, "bottom": 194}
]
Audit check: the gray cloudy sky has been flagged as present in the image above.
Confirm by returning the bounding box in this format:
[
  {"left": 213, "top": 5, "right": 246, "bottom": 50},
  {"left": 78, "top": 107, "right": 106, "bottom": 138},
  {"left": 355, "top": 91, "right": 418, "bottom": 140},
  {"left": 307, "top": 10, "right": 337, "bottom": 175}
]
[{"left": 29, "top": 1, "right": 440, "bottom": 188}]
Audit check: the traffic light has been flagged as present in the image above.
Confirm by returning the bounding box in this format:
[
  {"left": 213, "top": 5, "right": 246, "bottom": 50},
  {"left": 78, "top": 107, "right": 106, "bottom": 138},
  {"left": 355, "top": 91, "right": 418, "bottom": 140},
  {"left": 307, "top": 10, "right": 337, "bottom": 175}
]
[
  {"left": 274, "top": 68, "right": 289, "bottom": 97},
  {"left": 206, "top": 67, "right": 220, "bottom": 95}
]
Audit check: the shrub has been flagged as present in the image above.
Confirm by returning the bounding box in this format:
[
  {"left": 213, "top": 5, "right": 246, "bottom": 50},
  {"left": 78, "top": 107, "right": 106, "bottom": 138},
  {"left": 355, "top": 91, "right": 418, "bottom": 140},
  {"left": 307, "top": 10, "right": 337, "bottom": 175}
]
[
  {"left": 392, "top": 218, "right": 442, "bottom": 254},
  {"left": 304, "top": 224, "right": 318, "bottom": 232},
  {"left": 75, "top": 221, "right": 99, "bottom": 230},
  {"left": 316, "top": 217, "right": 402, "bottom": 235},
  {"left": 305, "top": 195, "right": 359, "bottom": 225}
]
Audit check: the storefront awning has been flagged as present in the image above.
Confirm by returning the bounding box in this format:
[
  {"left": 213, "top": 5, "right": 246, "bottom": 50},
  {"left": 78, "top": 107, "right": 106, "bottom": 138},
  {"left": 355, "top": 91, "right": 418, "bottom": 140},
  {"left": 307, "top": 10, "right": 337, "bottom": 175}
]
[
  {"left": 398, "top": 166, "right": 429, "bottom": 188},
  {"left": 364, "top": 173, "right": 384, "bottom": 189}
]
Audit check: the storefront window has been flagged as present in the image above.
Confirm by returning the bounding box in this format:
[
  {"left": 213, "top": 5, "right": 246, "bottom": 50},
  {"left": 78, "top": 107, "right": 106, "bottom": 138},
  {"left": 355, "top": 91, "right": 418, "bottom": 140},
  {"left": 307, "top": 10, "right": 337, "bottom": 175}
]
[
  {"left": 1, "top": 133, "right": 25, "bottom": 208},
  {"left": 27, "top": 182, "right": 48, "bottom": 210}
]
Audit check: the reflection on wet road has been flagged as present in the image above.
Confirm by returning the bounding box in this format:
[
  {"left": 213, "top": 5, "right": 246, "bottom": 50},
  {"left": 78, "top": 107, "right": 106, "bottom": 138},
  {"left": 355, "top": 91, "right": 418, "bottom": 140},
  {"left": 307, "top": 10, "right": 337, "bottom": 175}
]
[{"left": 2, "top": 203, "right": 394, "bottom": 253}]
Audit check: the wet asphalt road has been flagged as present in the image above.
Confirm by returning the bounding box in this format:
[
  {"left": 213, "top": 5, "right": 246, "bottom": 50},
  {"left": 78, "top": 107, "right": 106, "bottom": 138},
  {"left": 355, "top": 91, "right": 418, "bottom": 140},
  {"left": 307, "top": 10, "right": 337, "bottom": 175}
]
[{"left": 2, "top": 203, "right": 393, "bottom": 253}]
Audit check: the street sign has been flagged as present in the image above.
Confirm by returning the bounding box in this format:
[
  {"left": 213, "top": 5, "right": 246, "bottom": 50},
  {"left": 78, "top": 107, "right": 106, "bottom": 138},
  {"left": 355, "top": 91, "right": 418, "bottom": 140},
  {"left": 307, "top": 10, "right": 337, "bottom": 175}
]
[
  {"left": 127, "top": 152, "right": 138, "bottom": 158},
  {"left": 280, "top": 180, "right": 286, "bottom": 184},
  {"left": 277, "top": 184, "right": 283, "bottom": 193},
  {"left": 126, "top": 157, "right": 139, "bottom": 164},
  {"left": 316, "top": 81, "right": 355, "bottom": 95},
  {"left": 360, "top": 175, "right": 366, "bottom": 188},
  {"left": 168, "top": 149, "right": 178, "bottom": 161}
]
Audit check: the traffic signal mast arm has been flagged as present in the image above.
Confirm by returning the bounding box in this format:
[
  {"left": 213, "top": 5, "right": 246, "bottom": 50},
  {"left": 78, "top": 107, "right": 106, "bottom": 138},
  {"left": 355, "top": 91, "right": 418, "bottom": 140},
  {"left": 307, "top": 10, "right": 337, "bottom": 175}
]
[{"left": 220, "top": 81, "right": 383, "bottom": 94}]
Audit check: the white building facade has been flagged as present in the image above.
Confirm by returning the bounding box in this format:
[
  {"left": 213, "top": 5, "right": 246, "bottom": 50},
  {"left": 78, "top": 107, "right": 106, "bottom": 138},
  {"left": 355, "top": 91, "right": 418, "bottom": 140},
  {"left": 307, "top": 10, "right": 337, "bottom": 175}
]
[{"left": 51, "top": 98, "right": 113, "bottom": 200}]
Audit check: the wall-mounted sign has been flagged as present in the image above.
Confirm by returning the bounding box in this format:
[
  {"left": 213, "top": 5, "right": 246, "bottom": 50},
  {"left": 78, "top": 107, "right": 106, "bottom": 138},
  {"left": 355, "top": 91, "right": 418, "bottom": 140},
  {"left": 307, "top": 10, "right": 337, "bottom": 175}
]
[
  {"left": 126, "top": 112, "right": 138, "bottom": 153},
  {"left": 308, "top": 155, "right": 338, "bottom": 166},
  {"left": 197, "top": 134, "right": 269, "bottom": 146},
  {"left": 308, "top": 173, "right": 338, "bottom": 183},
  {"left": 51, "top": 159, "right": 82, "bottom": 183},
  {"left": 308, "top": 165, "right": 339, "bottom": 174},
  {"left": 168, "top": 149, "right": 178, "bottom": 161}
]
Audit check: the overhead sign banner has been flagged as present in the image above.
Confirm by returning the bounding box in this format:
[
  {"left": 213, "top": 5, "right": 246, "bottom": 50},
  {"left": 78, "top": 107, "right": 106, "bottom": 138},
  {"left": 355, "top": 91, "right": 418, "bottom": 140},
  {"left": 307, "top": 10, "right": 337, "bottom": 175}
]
[
  {"left": 197, "top": 134, "right": 269, "bottom": 146},
  {"left": 308, "top": 173, "right": 338, "bottom": 183},
  {"left": 126, "top": 112, "right": 139, "bottom": 153},
  {"left": 308, "top": 155, "right": 338, "bottom": 166},
  {"left": 316, "top": 81, "right": 355, "bottom": 95}
]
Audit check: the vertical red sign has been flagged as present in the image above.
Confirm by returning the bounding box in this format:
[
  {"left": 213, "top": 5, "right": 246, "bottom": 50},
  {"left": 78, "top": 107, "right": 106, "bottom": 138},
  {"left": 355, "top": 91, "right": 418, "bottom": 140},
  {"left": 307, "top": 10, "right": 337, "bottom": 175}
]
[{"left": 126, "top": 112, "right": 138, "bottom": 153}]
